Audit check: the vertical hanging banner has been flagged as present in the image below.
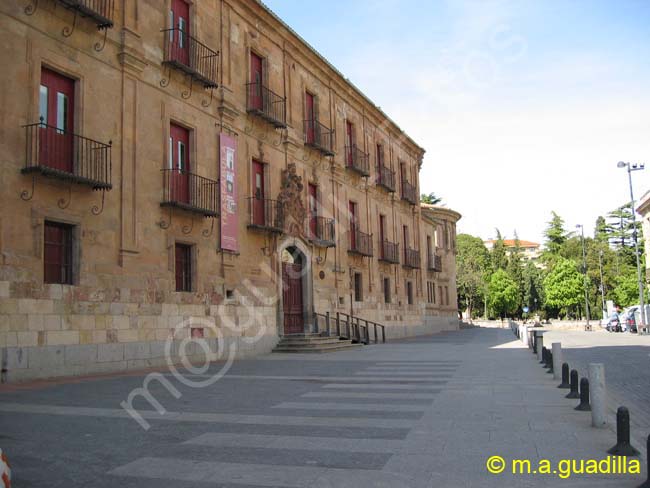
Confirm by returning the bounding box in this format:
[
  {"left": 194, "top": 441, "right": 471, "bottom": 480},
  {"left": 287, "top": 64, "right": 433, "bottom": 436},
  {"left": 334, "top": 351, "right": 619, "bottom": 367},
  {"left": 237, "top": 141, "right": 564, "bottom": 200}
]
[{"left": 219, "top": 133, "right": 238, "bottom": 252}]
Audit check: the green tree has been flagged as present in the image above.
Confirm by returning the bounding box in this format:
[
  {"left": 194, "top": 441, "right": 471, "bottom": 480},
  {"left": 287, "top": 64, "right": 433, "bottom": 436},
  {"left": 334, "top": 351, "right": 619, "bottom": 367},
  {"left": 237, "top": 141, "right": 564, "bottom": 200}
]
[
  {"left": 420, "top": 193, "right": 442, "bottom": 205},
  {"left": 610, "top": 272, "right": 640, "bottom": 308},
  {"left": 456, "top": 234, "right": 490, "bottom": 319},
  {"left": 506, "top": 232, "right": 525, "bottom": 314},
  {"left": 543, "top": 257, "right": 584, "bottom": 318},
  {"left": 487, "top": 269, "right": 519, "bottom": 319},
  {"left": 543, "top": 211, "right": 568, "bottom": 257},
  {"left": 522, "top": 261, "right": 544, "bottom": 313},
  {"left": 594, "top": 216, "right": 608, "bottom": 243},
  {"left": 490, "top": 229, "right": 508, "bottom": 272}
]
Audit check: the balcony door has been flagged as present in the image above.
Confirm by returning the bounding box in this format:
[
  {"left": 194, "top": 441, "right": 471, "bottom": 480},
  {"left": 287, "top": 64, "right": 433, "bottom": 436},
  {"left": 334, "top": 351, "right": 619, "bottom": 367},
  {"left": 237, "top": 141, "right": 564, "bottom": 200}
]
[
  {"left": 252, "top": 160, "right": 265, "bottom": 226},
  {"left": 403, "top": 225, "right": 409, "bottom": 255},
  {"left": 169, "top": 123, "right": 190, "bottom": 204},
  {"left": 346, "top": 121, "right": 354, "bottom": 166},
  {"left": 305, "top": 92, "right": 315, "bottom": 144},
  {"left": 379, "top": 214, "right": 386, "bottom": 259},
  {"left": 169, "top": 0, "right": 190, "bottom": 65},
  {"left": 40, "top": 67, "right": 75, "bottom": 173},
  {"left": 308, "top": 183, "right": 318, "bottom": 239},
  {"left": 349, "top": 201, "right": 357, "bottom": 250},
  {"left": 250, "top": 52, "right": 264, "bottom": 111}
]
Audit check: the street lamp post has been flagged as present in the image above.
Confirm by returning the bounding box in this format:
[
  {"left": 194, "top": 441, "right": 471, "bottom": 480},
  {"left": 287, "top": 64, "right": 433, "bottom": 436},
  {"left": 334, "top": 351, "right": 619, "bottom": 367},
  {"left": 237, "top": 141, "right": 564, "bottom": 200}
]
[
  {"left": 598, "top": 249, "right": 606, "bottom": 319},
  {"left": 617, "top": 161, "right": 647, "bottom": 334},
  {"left": 576, "top": 224, "right": 590, "bottom": 330}
]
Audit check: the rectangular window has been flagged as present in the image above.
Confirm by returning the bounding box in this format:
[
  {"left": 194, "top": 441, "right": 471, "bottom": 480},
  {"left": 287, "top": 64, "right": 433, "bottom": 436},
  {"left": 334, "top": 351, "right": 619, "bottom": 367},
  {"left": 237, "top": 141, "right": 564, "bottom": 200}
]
[
  {"left": 383, "top": 277, "right": 391, "bottom": 304},
  {"left": 406, "top": 281, "right": 413, "bottom": 305},
  {"left": 427, "top": 281, "right": 434, "bottom": 304},
  {"left": 175, "top": 243, "right": 192, "bottom": 292},
  {"left": 354, "top": 272, "right": 363, "bottom": 302},
  {"left": 444, "top": 286, "right": 449, "bottom": 306},
  {"left": 438, "top": 285, "right": 444, "bottom": 305},
  {"left": 44, "top": 221, "right": 74, "bottom": 285},
  {"left": 39, "top": 85, "right": 48, "bottom": 122},
  {"left": 56, "top": 92, "right": 68, "bottom": 133}
]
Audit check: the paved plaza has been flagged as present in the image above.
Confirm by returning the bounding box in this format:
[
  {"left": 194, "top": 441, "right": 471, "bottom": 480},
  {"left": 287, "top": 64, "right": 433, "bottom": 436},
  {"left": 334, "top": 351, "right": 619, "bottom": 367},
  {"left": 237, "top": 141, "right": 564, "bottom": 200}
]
[
  {"left": 0, "top": 327, "right": 647, "bottom": 487},
  {"left": 541, "top": 328, "right": 650, "bottom": 451}
]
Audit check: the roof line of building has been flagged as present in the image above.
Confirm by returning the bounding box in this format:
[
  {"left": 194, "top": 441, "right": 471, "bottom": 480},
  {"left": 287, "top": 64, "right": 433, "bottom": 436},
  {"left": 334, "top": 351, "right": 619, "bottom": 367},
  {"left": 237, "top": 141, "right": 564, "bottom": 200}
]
[{"left": 255, "top": 0, "right": 426, "bottom": 157}]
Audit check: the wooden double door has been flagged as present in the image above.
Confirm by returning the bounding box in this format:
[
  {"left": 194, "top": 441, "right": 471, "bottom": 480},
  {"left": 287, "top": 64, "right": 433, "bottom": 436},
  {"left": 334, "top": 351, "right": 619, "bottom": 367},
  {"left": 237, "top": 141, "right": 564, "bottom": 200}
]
[{"left": 282, "top": 259, "right": 304, "bottom": 335}]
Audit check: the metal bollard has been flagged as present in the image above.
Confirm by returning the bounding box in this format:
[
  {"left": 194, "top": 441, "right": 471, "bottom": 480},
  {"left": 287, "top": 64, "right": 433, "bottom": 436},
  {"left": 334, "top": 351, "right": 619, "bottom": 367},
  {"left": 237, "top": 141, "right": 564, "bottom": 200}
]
[
  {"left": 638, "top": 435, "right": 650, "bottom": 487},
  {"left": 589, "top": 363, "right": 606, "bottom": 428},
  {"left": 566, "top": 370, "right": 580, "bottom": 399},
  {"left": 607, "top": 407, "right": 639, "bottom": 456},
  {"left": 574, "top": 378, "right": 591, "bottom": 411},
  {"left": 558, "top": 363, "right": 570, "bottom": 389},
  {"left": 546, "top": 351, "right": 554, "bottom": 374},
  {"left": 532, "top": 334, "right": 537, "bottom": 354},
  {"left": 536, "top": 334, "right": 544, "bottom": 362},
  {"left": 542, "top": 347, "right": 550, "bottom": 367}
]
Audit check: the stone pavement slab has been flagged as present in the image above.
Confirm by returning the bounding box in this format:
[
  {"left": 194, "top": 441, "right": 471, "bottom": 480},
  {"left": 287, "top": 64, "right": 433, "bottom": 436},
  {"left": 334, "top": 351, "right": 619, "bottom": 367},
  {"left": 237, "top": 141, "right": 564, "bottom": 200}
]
[{"left": 0, "top": 327, "right": 646, "bottom": 487}]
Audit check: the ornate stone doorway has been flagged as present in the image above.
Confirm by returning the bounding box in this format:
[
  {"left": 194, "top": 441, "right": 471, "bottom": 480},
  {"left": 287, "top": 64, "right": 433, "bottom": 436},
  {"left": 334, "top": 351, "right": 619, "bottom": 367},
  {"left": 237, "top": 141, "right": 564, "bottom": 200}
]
[{"left": 282, "top": 247, "right": 304, "bottom": 335}]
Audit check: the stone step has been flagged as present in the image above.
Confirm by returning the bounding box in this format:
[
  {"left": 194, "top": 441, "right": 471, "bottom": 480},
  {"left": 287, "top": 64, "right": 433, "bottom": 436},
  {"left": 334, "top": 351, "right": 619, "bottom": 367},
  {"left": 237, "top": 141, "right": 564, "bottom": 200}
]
[
  {"left": 272, "top": 342, "right": 363, "bottom": 354},
  {"left": 277, "top": 337, "right": 344, "bottom": 345}
]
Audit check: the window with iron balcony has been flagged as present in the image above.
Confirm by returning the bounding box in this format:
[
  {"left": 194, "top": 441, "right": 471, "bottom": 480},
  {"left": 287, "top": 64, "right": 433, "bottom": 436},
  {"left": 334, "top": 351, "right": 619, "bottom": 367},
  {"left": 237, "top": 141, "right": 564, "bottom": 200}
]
[
  {"left": 379, "top": 240, "right": 400, "bottom": 264},
  {"left": 163, "top": 2, "right": 219, "bottom": 89},
  {"left": 404, "top": 247, "right": 421, "bottom": 269},
  {"left": 246, "top": 53, "right": 286, "bottom": 128},
  {"left": 401, "top": 179, "right": 418, "bottom": 205},
  {"left": 428, "top": 253, "right": 443, "bottom": 272},
  {"left": 376, "top": 145, "right": 395, "bottom": 191}
]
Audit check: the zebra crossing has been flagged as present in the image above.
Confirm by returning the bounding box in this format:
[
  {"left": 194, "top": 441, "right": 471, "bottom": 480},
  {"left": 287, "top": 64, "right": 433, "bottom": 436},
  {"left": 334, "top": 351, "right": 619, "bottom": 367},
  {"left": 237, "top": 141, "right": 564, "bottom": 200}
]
[{"left": 108, "top": 359, "right": 462, "bottom": 486}]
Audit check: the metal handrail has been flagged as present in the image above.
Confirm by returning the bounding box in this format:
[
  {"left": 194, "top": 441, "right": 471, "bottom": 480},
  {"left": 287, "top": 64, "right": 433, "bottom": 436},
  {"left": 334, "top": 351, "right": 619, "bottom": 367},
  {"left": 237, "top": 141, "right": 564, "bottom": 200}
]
[
  {"left": 57, "top": 0, "right": 115, "bottom": 28},
  {"left": 345, "top": 145, "right": 370, "bottom": 176},
  {"left": 428, "top": 253, "right": 443, "bottom": 272},
  {"left": 401, "top": 180, "right": 417, "bottom": 205},
  {"left": 247, "top": 197, "right": 283, "bottom": 232},
  {"left": 404, "top": 247, "right": 421, "bottom": 269},
  {"left": 308, "top": 216, "right": 336, "bottom": 246},
  {"left": 377, "top": 164, "right": 395, "bottom": 191},
  {"left": 245, "top": 82, "right": 287, "bottom": 128},
  {"left": 22, "top": 120, "right": 112, "bottom": 190},
  {"left": 380, "top": 240, "right": 400, "bottom": 264},
  {"left": 161, "top": 169, "right": 218, "bottom": 217},
  {"left": 304, "top": 119, "right": 334, "bottom": 156},
  {"left": 348, "top": 229, "right": 373, "bottom": 257},
  {"left": 162, "top": 28, "right": 218, "bottom": 88}
]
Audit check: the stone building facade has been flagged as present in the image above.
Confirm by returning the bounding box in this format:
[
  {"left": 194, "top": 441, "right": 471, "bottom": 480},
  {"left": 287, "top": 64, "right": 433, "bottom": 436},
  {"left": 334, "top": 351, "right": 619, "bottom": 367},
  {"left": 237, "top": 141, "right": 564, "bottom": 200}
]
[{"left": 0, "top": 0, "right": 460, "bottom": 381}]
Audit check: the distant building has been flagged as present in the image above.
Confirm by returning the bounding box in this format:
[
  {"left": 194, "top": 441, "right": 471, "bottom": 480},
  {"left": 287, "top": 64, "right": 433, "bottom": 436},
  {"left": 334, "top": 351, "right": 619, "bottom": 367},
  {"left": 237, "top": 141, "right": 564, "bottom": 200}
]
[
  {"left": 636, "top": 191, "right": 650, "bottom": 281},
  {"left": 484, "top": 239, "right": 541, "bottom": 263}
]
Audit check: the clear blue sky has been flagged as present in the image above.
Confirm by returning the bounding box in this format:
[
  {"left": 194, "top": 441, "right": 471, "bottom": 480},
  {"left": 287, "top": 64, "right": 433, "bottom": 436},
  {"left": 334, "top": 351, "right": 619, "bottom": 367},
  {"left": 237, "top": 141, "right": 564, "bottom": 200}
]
[{"left": 264, "top": 0, "right": 650, "bottom": 244}]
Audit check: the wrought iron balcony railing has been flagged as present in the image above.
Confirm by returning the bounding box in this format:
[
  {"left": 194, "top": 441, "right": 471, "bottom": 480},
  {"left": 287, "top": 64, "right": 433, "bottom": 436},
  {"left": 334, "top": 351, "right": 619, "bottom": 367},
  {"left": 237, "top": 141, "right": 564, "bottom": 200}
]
[
  {"left": 308, "top": 216, "right": 336, "bottom": 247},
  {"left": 161, "top": 169, "right": 218, "bottom": 217},
  {"left": 428, "top": 253, "right": 443, "bottom": 272},
  {"left": 377, "top": 165, "right": 396, "bottom": 192},
  {"left": 404, "top": 247, "right": 421, "bottom": 269},
  {"left": 57, "top": 0, "right": 115, "bottom": 29},
  {"left": 379, "top": 240, "right": 400, "bottom": 264},
  {"left": 162, "top": 28, "right": 218, "bottom": 88},
  {"left": 304, "top": 119, "right": 334, "bottom": 156},
  {"left": 401, "top": 180, "right": 418, "bottom": 205},
  {"left": 22, "top": 120, "right": 112, "bottom": 190},
  {"left": 345, "top": 145, "right": 370, "bottom": 176},
  {"left": 246, "top": 83, "right": 287, "bottom": 128},
  {"left": 348, "top": 229, "right": 373, "bottom": 257},
  {"left": 247, "top": 197, "right": 283, "bottom": 233}
]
